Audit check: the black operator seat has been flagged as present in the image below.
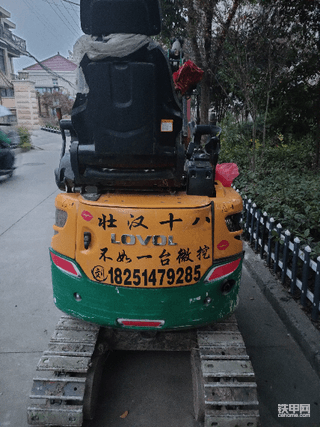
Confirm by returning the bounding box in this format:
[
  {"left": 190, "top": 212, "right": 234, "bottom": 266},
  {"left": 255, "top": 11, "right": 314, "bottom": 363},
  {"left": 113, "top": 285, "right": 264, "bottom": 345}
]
[{"left": 67, "top": 0, "right": 184, "bottom": 191}]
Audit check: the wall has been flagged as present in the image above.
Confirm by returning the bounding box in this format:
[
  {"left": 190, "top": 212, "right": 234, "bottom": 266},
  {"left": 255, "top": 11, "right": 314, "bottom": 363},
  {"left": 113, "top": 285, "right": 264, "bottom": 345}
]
[
  {"left": 12, "top": 79, "right": 40, "bottom": 130},
  {"left": 2, "top": 97, "right": 15, "bottom": 108},
  {"left": 26, "top": 70, "right": 77, "bottom": 98}
]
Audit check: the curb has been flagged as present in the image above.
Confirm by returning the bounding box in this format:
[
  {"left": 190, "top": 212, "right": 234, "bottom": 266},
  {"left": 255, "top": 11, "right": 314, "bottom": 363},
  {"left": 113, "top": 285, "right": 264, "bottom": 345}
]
[
  {"left": 243, "top": 241, "right": 320, "bottom": 377},
  {"left": 41, "top": 126, "right": 61, "bottom": 134}
]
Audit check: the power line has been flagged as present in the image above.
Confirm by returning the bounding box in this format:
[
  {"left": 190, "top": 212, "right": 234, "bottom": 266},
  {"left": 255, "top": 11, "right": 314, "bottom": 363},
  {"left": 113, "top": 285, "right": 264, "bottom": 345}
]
[
  {"left": 59, "top": 0, "right": 80, "bottom": 30},
  {"left": 21, "top": 0, "right": 68, "bottom": 44},
  {"left": 55, "top": 0, "right": 80, "bottom": 36},
  {"left": 23, "top": 50, "right": 76, "bottom": 89},
  {"left": 61, "top": 0, "right": 80, "bottom": 6},
  {"left": 45, "top": 0, "right": 80, "bottom": 39}
]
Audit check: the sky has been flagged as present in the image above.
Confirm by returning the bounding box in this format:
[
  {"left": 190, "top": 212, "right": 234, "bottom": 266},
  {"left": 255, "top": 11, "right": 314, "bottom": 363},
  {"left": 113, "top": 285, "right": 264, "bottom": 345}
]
[{"left": 1, "top": 0, "right": 83, "bottom": 72}]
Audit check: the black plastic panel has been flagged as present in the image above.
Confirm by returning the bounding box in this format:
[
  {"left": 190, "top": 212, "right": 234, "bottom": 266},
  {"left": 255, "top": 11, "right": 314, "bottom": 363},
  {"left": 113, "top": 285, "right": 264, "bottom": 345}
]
[
  {"left": 80, "top": 0, "right": 161, "bottom": 36},
  {"left": 86, "top": 61, "right": 156, "bottom": 155}
]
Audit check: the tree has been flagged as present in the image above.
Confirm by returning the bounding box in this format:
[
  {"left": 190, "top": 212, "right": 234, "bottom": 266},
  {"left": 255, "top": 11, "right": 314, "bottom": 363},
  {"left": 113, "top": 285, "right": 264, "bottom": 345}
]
[
  {"left": 40, "top": 91, "right": 74, "bottom": 120},
  {"left": 184, "top": 0, "right": 242, "bottom": 124},
  {"left": 222, "top": 4, "right": 290, "bottom": 147},
  {"left": 159, "top": 0, "right": 242, "bottom": 124},
  {"left": 219, "top": 0, "right": 319, "bottom": 161},
  {"left": 159, "top": 0, "right": 319, "bottom": 160},
  {"left": 265, "top": 0, "right": 320, "bottom": 164},
  {"left": 160, "top": 0, "right": 187, "bottom": 42}
]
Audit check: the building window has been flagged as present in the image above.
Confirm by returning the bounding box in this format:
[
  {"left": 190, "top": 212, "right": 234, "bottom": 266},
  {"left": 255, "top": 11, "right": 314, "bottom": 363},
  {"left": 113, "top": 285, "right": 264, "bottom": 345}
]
[
  {"left": 0, "top": 49, "right": 5, "bottom": 73},
  {"left": 0, "top": 88, "right": 14, "bottom": 97},
  {"left": 37, "top": 87, "right": 52, "bottom": 94},
  {"left": 36, "top": 86, "right": 61, "bottom": 94},
  {"left": 52, "top": 78, "right": 58, "bottom": 86}
]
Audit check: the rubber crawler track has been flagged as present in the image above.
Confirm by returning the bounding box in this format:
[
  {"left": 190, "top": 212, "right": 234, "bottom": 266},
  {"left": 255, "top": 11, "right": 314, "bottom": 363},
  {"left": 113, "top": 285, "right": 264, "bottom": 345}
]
[{"left": 27, "top": 314, "right": 259, "bottom": 426}]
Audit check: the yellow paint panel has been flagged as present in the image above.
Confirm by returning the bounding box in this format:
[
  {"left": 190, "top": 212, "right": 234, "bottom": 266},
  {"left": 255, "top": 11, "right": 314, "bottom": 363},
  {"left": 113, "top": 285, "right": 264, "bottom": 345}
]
[
  {"left": 75, "top": 195, "right": 213, "bottom": 288},
  {"left": 80, "top": 192, "right": 212, "bottom": 209},
  {"left": 51, "top": 188, "right": 243, "bottom": 287},
  {"left": 213, "top": 185, "right": 243, "bottom": 259}
]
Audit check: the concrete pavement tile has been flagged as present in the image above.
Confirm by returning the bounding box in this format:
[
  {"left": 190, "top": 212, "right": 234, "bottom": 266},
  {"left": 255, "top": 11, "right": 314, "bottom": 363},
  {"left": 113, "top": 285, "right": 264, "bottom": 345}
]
[
  {"left": 0, "top": 353, "right": 41, "bottom": 427},
  {"left": 237, "top": 267, "right": 320, "bottom": 426},
  {"left": 84, "top": 351, "right": 201, "bottom": 427}
]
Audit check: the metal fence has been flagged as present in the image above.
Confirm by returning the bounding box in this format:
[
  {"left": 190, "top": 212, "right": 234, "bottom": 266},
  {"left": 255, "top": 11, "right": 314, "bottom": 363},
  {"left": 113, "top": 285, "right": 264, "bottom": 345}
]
[{"left": 241, "top": 196, "right": 320, "bottom": 321}]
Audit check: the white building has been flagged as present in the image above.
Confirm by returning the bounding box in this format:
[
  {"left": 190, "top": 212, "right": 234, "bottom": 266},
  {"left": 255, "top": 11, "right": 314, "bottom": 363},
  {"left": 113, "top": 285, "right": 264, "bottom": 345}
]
[
  {"left": 0, "top": 5, "right": 28, "bottom": 123},
  {"left": 22, "top": 53, "right": 77, "bottom": 98}
]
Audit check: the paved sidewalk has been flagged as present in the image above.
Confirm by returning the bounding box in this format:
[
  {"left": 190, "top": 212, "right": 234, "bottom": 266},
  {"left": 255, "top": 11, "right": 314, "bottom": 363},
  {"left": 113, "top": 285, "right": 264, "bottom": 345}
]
[
  {"left": 243, "top": 241, "right": 320, "bottom": 377},
  {"left": 0, "top": 130, "right": 61, "bottom": 427},
  {"left": 237, "top": 260, "right": 320, "bottom": 427}
]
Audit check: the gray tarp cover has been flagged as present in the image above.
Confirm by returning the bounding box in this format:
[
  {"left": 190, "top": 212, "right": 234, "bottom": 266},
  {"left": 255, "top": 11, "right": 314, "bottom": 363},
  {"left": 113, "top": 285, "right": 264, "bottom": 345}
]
[{"left": 73, "top": 34, "right": 150, "bottom": 94}]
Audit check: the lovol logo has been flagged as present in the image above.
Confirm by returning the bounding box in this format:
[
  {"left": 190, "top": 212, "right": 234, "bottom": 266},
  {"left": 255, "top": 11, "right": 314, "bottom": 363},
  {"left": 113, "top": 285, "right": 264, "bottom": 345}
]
[{"left": 111, "top": 234, "right": 177, "bottom": 246}]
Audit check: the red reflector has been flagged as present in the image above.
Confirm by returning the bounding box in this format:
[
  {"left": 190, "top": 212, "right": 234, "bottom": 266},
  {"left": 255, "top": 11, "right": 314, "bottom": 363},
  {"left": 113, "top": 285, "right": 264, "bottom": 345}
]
[
  {"left": 117, "top": 319, "right": 164, "bottom": 328},
  {"left": 51, "top": 252, "right": 81, "bottom": 278},
  {"left": 205, "top": 258, "right": 241, "bottom": 282}
]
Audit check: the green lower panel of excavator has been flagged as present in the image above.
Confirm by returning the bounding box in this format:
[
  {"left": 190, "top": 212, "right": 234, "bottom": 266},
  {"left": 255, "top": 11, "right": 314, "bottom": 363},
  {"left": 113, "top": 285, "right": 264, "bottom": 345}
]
[{"left": 50, "top": 248, "right": 243, "bottom": 330}]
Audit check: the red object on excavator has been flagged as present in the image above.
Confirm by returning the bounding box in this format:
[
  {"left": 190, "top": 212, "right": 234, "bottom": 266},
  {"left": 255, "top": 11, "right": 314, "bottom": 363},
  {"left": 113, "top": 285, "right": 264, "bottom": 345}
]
[
  {"left": 215, "top": 163, "right": 239, "bottom": 187},
  {"left": 173, "top": 60, "right": 204, "bottom": 95}
]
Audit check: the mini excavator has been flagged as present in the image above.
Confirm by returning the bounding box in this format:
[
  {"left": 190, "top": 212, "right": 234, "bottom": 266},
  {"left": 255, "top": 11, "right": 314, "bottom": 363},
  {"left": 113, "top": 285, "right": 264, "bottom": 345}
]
[{"left": 27, "top": 1, "right": 259, "bottom": 426}]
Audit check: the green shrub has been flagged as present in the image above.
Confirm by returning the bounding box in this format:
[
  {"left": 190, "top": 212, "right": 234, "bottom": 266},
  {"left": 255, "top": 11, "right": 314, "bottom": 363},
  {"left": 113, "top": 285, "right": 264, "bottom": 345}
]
[
  {"left": 219, "top": 123, "right": 320, "bottom": 257},
  {"left": 17, "top": 127, "right": 32, "bottom": 151}
]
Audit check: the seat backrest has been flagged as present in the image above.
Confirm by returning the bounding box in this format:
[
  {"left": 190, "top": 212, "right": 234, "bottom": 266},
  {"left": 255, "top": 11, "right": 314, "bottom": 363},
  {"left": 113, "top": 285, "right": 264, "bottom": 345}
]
[
  {"left": 78, "top": 60, "right": 156, "bottom": 157},
  {"left": 71, "top": 42, "right": 183, "bottom": 169},
  {"left": 80, "top": 0, "right": 161, "bottom": 36},
  {"left": 67, "top": 0, "right": 184, "bottom": 190}
]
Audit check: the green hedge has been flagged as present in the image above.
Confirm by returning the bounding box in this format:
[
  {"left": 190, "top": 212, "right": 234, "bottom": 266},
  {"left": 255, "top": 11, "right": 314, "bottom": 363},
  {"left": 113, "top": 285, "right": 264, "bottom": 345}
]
[{"left": 219, "top": 129, "right": 320, "bottom": 257}]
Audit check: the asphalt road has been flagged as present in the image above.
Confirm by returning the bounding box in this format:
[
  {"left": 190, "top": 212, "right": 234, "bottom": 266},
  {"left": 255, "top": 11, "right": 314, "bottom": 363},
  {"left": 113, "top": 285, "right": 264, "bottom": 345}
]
[{"left": 0, "top": 130, "right": 319, "bottom": 427}]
